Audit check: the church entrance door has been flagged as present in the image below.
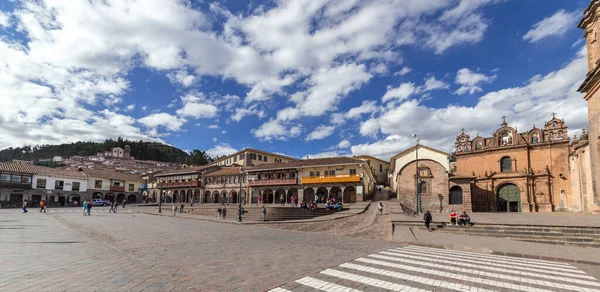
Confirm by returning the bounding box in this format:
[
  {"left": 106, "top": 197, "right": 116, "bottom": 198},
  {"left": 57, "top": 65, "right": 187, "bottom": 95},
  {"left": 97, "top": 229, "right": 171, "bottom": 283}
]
[{"left": 497, "top": 184, "right": 520, "bottom": 212}]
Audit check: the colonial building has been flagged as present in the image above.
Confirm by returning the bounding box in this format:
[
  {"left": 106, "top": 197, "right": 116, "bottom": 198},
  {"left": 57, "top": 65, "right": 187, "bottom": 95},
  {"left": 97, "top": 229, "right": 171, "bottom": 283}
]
[
  {"left": 83, "top": 169, "right": 143, "bottom": 203},
  {"left": 454, "top": 115, "right": 571, "bottom": 212},
  {"left": 390, "top": 145, "right": 471, "bottom": 213},
  {"left": 0, "top": 163, "right": 88, "bottom": 207},
  {"left": 569, "top": 130, "right": 600, "bottom": 212},
  {"left": 578, "top": 1, "right": 600, "bottom": 211},
  {"left": 153, "top": 165, "right": 220, "bottom": 203},
  {"left": 210, "top": 148, "right": 297, "bottom": 167},
  {"left": 203, "top": 167, "right": 247, "bottom": 204},
  {"left": 354, "top": 155, "right": 389, "bottom": 186}
]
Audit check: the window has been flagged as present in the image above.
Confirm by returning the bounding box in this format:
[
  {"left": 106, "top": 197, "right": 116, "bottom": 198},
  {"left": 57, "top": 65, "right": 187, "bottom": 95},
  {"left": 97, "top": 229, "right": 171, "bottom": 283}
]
[
  {"left": 36, "top": 178, "right": 46, "bottom": 188},
  {"left": 350, "top": 169, "right": 357, "bottom": 175},
  {"left": 316, "top": 171, "right": 320, "bottom": 176},
  {"left": 548, "top": 132, "right": 554, "bottom": 141},
  {"left": 128, "top": 184, "right": 134, "bottom": 191},
  {"left": 500, "top": 157, "right": 512, "bottom": 172},
  {"left": 324, "top": 170, "right": 329, "bottom": 177},
  {"left": 258, "top": 154, "right": 262, "bottom": 161},
  {"left": 552, "top": 122, "right": 557, "bottom": 129},
  {"left": 113, "top": 181, "right": 122, "bottom": 186},
  {"left": 55, "top": 180, "right": 64, "bottom": 190},
  {"left": 476, "top": 142, "right": 482, "bottom": 149},
  {"left": 461, "top": 137, "right": 465, "bottom": 142},
  {"left": 95, "top": 180, "right": 102, "bottom": 188},
  {"left": 330, "top": 170, "right": 335, "bottom": 176},
  {"left": 557, "top": 131, "right": 563, "bottom": 140},
  {"left": 465, "top": 144, "right": 470, "bottom": 151},
  {"left": 0, "top": 174, "right": 9, "bottom": 182},
  {"left": 458, "top": 145, "right": 462, "bottom": 152},
  {"left": 449, "top": 186, "right": 463, "bottom": 205},
  {"left": 21, "top": 176, "right": 31, "bottom": 184},
  {"left": 309, "top": 171, "right": 315, "bottom": 177},
  {"left": 11, "top": 175, "right": 21, "bottom": 183},
  {"left": 263, "top": 155, "right": 267, "bottom": 162},
  {"left": 234, "top": 156, "right": 237, "bottom": 162},
  {"left": 532, "top": 134, "right": 538, "bottom": 143},
  {"left": 419, "top": 181, "right": 427, "bottom": 194},
  {"left": 72, "top": 182, "right": 80, "bottom": 191},
  {"left": 379, "top": 164, "right": 383, "bottom": 172}
]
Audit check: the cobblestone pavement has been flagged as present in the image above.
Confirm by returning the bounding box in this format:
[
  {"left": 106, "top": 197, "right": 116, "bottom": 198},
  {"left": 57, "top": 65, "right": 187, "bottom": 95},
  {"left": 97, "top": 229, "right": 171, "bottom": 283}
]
[{"left": 269, "top": 245, "right": 600, "bottom": 292}]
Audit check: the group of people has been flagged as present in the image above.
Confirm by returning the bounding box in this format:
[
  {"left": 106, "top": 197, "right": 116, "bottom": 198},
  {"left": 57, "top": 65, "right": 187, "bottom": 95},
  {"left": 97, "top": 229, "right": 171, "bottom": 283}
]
[
  {"left": 217, "top": 204, "right": 227, "bottom": 219},
  {"left": 423, "top": 210, "right": 472, "bottom": 231},
  {"left": 299, "top": 200, "right": 318, "bottom": 210},
  {"left": 81, "top": 201, "right": 93, "bottom": 216}
]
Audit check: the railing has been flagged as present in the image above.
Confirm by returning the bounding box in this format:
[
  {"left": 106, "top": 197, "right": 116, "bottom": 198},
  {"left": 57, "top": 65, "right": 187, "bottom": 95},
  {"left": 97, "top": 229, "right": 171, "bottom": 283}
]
[
  {"left": 0, "top": 182, "right": 32, "bottom": 189},
  {"left": 301, "top": 174, "right": 360, "bottom": 184},
  {"left": 110, "top": 186, "right": 125, "bottom": 192},
  {"left": 160, "top": 181, "right": 201, "bottom": 188},
  {"left": 248, "top": 178, "right": 297, "bottom": 186}
]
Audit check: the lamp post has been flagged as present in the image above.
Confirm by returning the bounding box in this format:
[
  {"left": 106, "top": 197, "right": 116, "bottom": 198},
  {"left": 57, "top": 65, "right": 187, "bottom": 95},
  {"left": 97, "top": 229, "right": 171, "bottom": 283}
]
[
  {"left": 413, "top": 132, "right": 420, "bottom": 216},
  {"left": 237, "top": 168, "right": 243, "bottom": 222}
]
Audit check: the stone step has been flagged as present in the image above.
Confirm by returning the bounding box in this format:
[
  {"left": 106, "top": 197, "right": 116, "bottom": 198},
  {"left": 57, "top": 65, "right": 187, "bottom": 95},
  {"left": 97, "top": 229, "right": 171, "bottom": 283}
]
[
  {"left": 433, "top": 229, "right": 600, "bottom": 242},
  {"left": 445, "top": 228, "right": 600, "bottom": 239}
]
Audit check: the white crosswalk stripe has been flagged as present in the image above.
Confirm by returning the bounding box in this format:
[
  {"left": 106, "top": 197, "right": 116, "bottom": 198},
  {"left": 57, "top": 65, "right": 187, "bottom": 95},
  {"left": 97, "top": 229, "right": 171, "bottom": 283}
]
[{"left": 269, "top": 245, "right": 600, "bottom": 292}]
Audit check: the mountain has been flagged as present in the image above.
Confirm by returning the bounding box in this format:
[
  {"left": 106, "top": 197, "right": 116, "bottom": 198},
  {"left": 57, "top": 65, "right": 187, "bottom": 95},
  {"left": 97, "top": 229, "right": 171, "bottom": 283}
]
[{"left": 0, "top": 138, "right": 213, "bottom": 165}]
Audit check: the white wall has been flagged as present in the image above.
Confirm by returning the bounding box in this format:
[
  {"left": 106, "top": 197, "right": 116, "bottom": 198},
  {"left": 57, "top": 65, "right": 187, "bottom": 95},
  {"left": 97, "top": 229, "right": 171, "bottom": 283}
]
[
  {"left": 87, "top": 177, "right": 111, "bottom": 191},
  {"left": 32, "top": 175, "right": 89, "bottom": 192},
  {"left": 391, "top": 146, "right": 449, "bottom": 191}
]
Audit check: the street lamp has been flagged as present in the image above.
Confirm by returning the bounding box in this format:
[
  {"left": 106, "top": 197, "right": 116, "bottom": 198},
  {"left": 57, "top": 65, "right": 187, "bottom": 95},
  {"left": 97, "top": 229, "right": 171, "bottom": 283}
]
[
  {"left": 413, "top": 132, "right": 420, "bottom": 216},
  {"left": 158, "top": 180, "right": 162, "bottom": 213},
  {"left": 237, "top": 168, "right": 243, "bottom": 222}
]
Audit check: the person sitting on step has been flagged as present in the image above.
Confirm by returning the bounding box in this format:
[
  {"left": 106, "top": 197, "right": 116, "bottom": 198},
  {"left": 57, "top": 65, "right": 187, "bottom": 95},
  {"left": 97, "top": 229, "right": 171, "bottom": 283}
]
[
  {"left": 459, "top": 212, "right": 471, "bottom": 226},
  {"left": 449, "top": 210, "right": 458, "bottom": 225},
  {"left": 334, "top": 202, "right": 342, "bottom": 211}
]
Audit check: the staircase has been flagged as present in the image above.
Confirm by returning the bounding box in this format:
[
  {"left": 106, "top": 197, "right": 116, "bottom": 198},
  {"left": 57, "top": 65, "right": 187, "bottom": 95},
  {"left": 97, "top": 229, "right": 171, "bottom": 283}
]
[
  {"left": 187, "top": 206, "right": 344, "bottom": 221},
  {"left": 395, "top": 222, "right": 600, "bottom": 248}
]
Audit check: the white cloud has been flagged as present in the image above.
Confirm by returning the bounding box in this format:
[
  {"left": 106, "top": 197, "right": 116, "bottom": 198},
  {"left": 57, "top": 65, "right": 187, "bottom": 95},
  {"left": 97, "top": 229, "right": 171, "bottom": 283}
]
[
  {"left": 305, "top": 125, "right": 336, "bottom": 141},
  {"left": 206, "top": 143, "right": 237, "bottom": 157},
  {"left": 212, "top": 137, "right": 218, "bottom": 143},
  {"left": 358, "top": 48, "right": 588, "bottom": 157},
  {"left": 221, "top": 130, "right": 226, "bottom": 134},
  {"left": 231, "top": 105, "right": 264, "bottom": 122},
  {"left": 454, "top": 68, "right": 496, "bottom": 95},
  {"left": 337, "top": 139, "right": 351, "bottom": 149},
  {"left": 382, "top": 83, "right": 416, "bottom": 102},
  {"left": 176, "top": 94, "right": 219, "bottom": 118},
  {"left": 252, "top": 119, "right": 288, "bottom": 141},
  {"left": 142, "top": 106, "right": 148, "bottom": 111},
  {"left": 125, "top": 104, "right": 135, "bottom": 111},
  {"left": 167, "top": 71, "right": 195, "bottom": 87},
  {"left": 346, "top": 100, "right": 379, "bottom": 119},
  {"left": 523, "top": 10, "right": 578, "bottom": 43},
  {"left": 138, "top": 113, "right": 186, "bottom": 134},
  {"left": 393, "top": 67, "right": 412, "bottom": 77},
  {"left": 289, "top": 126, "right": 303, "bottom": 138},
  {"left": 207, "top": 124, "right": 219, "bottom": 129},
  {"left": 422, "top": 76, "right": 449, "bottom": 91},
  {"left": 0, "top": 11, "right": 10, "bottom": 28},
  {"left": 306, "top": 151, "right": 344, "bottom": 159}
]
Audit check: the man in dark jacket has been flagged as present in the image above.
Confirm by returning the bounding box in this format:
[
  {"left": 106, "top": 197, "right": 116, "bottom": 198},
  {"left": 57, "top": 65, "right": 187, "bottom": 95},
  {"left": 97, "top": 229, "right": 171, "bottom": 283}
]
[{"left": 423, "top": 210, "right": 433, "bottom": 231}]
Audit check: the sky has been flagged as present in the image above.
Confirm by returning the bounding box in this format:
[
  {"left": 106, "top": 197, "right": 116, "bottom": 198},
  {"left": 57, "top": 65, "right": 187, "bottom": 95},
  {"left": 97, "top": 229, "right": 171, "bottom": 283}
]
[{"left": 0, "top": 0, "right": 592, "bottom": 161}]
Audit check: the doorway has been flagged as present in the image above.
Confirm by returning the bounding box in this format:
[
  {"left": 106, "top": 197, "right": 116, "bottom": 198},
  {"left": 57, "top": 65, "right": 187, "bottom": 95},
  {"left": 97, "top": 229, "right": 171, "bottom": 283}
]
[{"left": 497, "top": 184, "right": 520, "bottom": 212}]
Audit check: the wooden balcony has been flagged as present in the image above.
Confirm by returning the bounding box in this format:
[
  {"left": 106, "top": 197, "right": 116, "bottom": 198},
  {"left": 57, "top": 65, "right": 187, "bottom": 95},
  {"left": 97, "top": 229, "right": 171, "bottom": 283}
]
[
  {"left": 301, "top": 174, "right": 360, "bottom": 184},
  {"left": 110, "top": 186, "right": 125, "bottom": 192},
  {"left": 160, "top": 181, "right": 201, "bottom": 188},
  {"left": 0, "top": 182, "right": 32, "bottom": 189},
  {"left": 248, "top": 178, "right": 297, "bottom": 186}
]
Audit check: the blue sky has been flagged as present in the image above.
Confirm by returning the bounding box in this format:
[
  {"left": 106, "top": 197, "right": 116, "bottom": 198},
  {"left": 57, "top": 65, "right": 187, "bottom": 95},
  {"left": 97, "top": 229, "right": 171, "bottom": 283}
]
[{"left": 0, "top": 0, "right": 591, "bottom": 160}]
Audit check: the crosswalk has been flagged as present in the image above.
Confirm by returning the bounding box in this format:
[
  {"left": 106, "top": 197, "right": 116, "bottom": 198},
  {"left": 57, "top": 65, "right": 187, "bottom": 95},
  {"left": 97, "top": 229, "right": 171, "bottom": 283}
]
[{"left": 269, "top": 245, "right": 600, "bottom": 292}]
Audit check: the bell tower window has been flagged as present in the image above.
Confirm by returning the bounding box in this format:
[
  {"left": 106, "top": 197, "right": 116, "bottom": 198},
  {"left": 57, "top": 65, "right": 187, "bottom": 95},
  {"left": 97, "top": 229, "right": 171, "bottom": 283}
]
[
  {"left": 458, "top": 145, "right": 462, "bottom": 152},
  {"left": 548, "top": 132, "right": 554, "bottom": 141},
  {"left": 557, "top": 131, "right": 563, "bottom": 140}
]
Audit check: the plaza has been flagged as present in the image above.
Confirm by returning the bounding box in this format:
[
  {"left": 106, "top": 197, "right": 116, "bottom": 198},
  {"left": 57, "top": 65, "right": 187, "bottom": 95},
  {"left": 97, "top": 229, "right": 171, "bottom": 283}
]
[{"left": 1, "top": 205, "right": 600, "bottom": 291}]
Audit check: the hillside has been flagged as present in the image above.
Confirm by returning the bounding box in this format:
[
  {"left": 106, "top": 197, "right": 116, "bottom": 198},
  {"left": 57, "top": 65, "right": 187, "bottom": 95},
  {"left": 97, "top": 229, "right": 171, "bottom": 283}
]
[{"left": 0, "top": 138, "right": 213, "bottom": 165}]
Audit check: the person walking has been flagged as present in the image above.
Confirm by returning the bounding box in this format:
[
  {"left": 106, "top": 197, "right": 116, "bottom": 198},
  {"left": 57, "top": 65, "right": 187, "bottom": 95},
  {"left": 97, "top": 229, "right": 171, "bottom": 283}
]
[
  {"left": 257, "top": 195, "right": 262, "bottom": 207},
  {"left": 222, "top": 205, "right": 227, "bottom": 219},
  {"left": 190, "top": 199, "right": 194, "bottom": 207},
  {"left": 261, "top": 206, "right": 267, "bottom": 222},
  {"left": 280, "top": 194, "right": 285, "bottom": 206},
  {"left": 122, "top": 199, "right": 126, "bottom": 209},
  {"left": 87, "top": 202, "right": 92, "bottom": 216},
  {"left": 180, "top": 203, "right": 184, "bottom": 214},
  {"left": 378, "top": 202, "right": 383, "bottom": 215},
  {"left": 82, "top": 201, "right": 88, "bottom": 216},
  {"left": 217, "top": 206, "right": 222, "bottom": 219},
  {"left": 172, "top": 204, "right": 177, "bottom": 216},
  {"left": 39, "top": 200, "right": 45, "bottom": 213},
  {"left": 22, "top": 201, "right": 28, "bottom": 213},
  {"left": 114, "top": 200, "right": 118, "bottom": 213},
  {"left": 109, "top": 201, "right": 116, "bottom": 213},
  {"left": 423, "top": 210, "right": 433, "bottom": 231}
]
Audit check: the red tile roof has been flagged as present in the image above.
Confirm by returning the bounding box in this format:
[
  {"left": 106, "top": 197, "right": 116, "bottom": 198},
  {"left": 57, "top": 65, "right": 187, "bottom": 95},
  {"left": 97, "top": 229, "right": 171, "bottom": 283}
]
[{"left": 0, "top": 163, "right": 87, "bottom": 179}]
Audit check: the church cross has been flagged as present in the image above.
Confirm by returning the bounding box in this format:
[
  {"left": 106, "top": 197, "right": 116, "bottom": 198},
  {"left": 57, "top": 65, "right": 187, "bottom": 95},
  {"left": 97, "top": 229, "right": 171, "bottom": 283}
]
[
  {"left": 551, "top": 112, "right": 556, "bottom": 119},
  {"left": 461, "top": 128, "right": 465, "bottom": 134},
  {"left": 501, "top": 115, "right": 507, "bottom": 124}
]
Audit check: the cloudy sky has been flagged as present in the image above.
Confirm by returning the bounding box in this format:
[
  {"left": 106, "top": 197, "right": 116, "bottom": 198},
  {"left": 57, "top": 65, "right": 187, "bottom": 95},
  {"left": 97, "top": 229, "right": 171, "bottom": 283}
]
[{"left": 0, "top": 0, "right": 591, "bottom": 160}]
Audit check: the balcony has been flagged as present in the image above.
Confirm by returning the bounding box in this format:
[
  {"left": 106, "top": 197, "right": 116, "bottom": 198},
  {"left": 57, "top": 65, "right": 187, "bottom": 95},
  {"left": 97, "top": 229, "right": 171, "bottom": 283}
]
[
  {"left": 110, "top": 185, "right": 125, "bottom": 192},
  {"left": 0, "top": 182, "right": 32, "bottom": 189},
  {"left": 301, "top": 174, "right": 360, "bottom": 184},
  {"left": 160, "top": 181, "right": 201, "bottom": 188},
  {"left": 248, "top": 178, "right": 298, "bottom": 186}
]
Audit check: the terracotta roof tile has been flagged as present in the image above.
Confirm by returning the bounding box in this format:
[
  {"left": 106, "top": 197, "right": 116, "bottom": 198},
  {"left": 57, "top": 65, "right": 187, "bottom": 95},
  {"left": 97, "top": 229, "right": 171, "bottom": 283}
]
[
  {"left": 204, "top": 167, "right": 244, "bottom": 177},
  {"left": 154, "top": 165, "right": 216, "bottom": 177},
  {"left": 248, "top": 157, "right": 366, "bottom": 171},
  {"left": 0, "top": 163, "right": 87, "bottom": 178},
  {"left": 83, "top": 169, "right": 143, "bottom": 181}
]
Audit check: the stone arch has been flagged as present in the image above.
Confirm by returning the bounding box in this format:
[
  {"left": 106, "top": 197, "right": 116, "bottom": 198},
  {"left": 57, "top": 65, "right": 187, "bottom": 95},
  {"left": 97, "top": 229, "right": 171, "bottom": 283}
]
[
  {"left": 220, "top": 190, "right": 228, "bottom": 204},
  {"left": 127, "top": 194, "right": 137, "bottom": 203},
  {"left": 398, "top": 159, "right": 447, "bottom": 176},
  {"left": 330, "top": 186, "right": 342, "bottom": 202},
  {"left": 316, "top": 187, "right": 328, "bottom": 203},
  {"left": 252, "top": 189, "right": 261, "bottom": 204},
  {"left": 500, "top": 156, "right": 513, "bottom": 172},
  {"left": 263, "top": 189, "right": 274, "bottom": 204},
  {"left": 494, "top": 126, "right": 517, "bottom": 147},
  {"left": 93, "top": 192, "right": 104, "bottom": 199},
  {"left": 496, "top": 183, "right": 521, "bottom": 212},
  {"left": 172, "top": 190, "right": 179, "bottom": 203},
  {"left": 287, "top": 188, "right": 298, "bottom": 203},
  {"left": 303, "top": 187, "right": 315, "bottom": 202},
  {"left": 152, "top": 191, "right": 157, "bottom": 202},
  {"left": 275, "top": 188, "right": 286, "bottom": 204},
  {"left": 212, "top": 191, "right": 219, "bottom": 203},
  {"left": 230, "top": 190, "right": 238, "bottom": 204},
  {"left": 186, "top": 189, "right": 193, "bottom": 203},
  {"left": 449, "top": 186, "right": 463, "bottom": 205},
  {"left": 472, "top": 137, "right": 485, "bottom": 150},
  {"left": 204, "top": 191, "right": 211, "bottom": 203},
  {"left": 343, "top": 186, "right": 356, "bottom": 203},
  {"left": 240, "top": 190, "right": 246, "bottom": 204},
  {"left": 116, "top": 193, "right": 125, "bottom": 203},
  {"left": 528, "top": 128, "right": 543, "bottom": 143},
  {"left": 105, "top": 193, "right": 115, "bottom": 202},
  {"left": 193, "top": 189, "right": 200, "bottom": 202}
]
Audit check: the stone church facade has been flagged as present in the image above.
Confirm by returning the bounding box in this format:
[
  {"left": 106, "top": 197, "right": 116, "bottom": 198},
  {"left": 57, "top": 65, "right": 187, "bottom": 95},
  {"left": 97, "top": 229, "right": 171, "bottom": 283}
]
[{"left": 577, "top": 0, "right": 600, "bottom": 213}]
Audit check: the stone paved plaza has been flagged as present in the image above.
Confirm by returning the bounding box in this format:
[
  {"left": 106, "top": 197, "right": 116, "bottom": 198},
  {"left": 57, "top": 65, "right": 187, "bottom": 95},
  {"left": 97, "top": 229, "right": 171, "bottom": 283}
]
[{"left": 1, "top": 207, "right": 600, "bottom": 291}]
